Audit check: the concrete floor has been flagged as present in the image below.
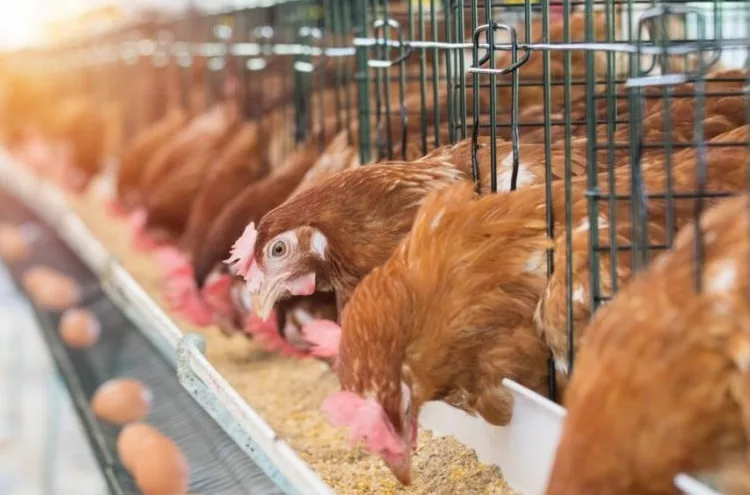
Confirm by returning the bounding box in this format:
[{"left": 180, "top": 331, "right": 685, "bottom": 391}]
[{"left": 0, "top": 264, "right": 107, "bottom": 495}]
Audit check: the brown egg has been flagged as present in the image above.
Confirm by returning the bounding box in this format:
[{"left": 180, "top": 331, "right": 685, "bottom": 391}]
[
  {"left": 22, "top": 266, "right": 56, "bottom": 291},
  {"left": 0, "top": 224, "right": 28, "bottom": 261},
  {"left": 22, "top": 266, "right": 80, "bottom": 310},
  {"left": 117, "top": 422, "right": 161, "bottom": 472},
  {"left": 132, "top": 434, "right": 189, "bottom": 495},
  {"left": 91, "top": 378, "right": 152, "bottom": 425},
  {"left": 59, "top": 308, "right": 100, "bottom": 348}
]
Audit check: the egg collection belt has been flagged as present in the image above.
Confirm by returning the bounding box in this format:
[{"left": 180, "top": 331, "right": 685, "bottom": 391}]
[{"left": 0, "top": 186, "right": 283, "bottom": 495}]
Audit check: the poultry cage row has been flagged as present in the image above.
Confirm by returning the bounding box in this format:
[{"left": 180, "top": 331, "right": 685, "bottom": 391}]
[{"left": 1, "top": 0, "right": 749, "bottom": 494}]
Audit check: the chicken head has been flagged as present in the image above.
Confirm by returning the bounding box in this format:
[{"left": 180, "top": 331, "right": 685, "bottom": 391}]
[
  {"left": 226, "top": 221, "right": 327, "bottom": 320},
  {"left": 322, "top": 383, "right": 419, "bottom": 486}
]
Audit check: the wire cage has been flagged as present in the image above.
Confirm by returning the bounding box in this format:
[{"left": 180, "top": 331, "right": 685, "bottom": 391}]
[
  {"left": 353, "top": 0, "right": 750, "bottom": 400},
  {"left": 0, "top": 0, "right": 358, "bottom": 166}
]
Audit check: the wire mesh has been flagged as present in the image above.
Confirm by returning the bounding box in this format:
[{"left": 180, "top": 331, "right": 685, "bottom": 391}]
[
  {"left": 352, "top": 0, "right": 750, "bottom": 400},
  {"left": 1, "top": 0, "right": 356, "bottom": 163}
]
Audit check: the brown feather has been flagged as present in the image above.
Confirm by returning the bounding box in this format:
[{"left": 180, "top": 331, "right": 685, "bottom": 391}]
[
  {"left": 254, "top": 160, "right": 466, "bottom": 307},
  {"left": 143, "top": 116, "right": 242, "bottom": 237},
  {"left": 338, "top": 181, "right": 551, "bottom": 436},
  {"left": 116, "top": 108, "right": 188, "bottom": 207},
  {"left": 180, "top": 121, "right": 270, "bottom": 253},
  {"left": 546, "top": 193, "right": 750, "bottom": 495},
  {"left": 536, "top": 125, "right": 750, "bottom": 391}
]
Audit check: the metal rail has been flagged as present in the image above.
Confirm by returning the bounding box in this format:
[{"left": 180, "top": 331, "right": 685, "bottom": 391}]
[{"left": 0, "top": 151, "right": 334, "bottom": 495}]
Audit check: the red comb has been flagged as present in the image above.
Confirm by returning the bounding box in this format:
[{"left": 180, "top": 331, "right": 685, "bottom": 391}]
[
  {"left": 105, "top": 198, "right": 128, "bottom": 218},
  {"left": 129, "top": 209, "right": 160, "bottom": 252},
  {"left": 201, "top": 273, "right": 234, "bottom": 315},
  {"left": 322, "top": 391, "right": 407, "bottom": 465},
  {"left": 225, "top": 222, "right": 257, "bottom": 278},
  {"left": 163, "top": 267, "right": 214, "bottom": 327},
  {"left": 301, "top": 319, "right": 341, "bottom": 358},
  {"left": 154, "top": 246, "right": 191, "bottom": 277},
  {"left": 243, "top": 312, "right": 309, "bottom": 358}
]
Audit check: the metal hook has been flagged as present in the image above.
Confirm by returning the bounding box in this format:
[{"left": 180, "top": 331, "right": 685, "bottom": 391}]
[
  {"left": 368, "top": 18, "right": 414, "bottom": 69},
  {"left": 152, "top": 29, "right": 173, "bottom": 68},
  {"left": 295, "top": 25, "right": 330, "bottom": 74},
  {"left": 468, "top": 23, "right": 531, "bottom": 76},
  {"left": 631, "top": 4, "right": 721, "bottom": 86}
]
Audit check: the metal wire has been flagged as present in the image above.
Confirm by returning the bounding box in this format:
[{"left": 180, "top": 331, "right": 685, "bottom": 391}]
[{"left": 349, "top": 0, "right": 750, "bottom": 403}]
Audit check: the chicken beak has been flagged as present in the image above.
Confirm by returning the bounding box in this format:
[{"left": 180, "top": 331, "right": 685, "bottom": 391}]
[
  {"left": 252, "top": 272, "right": 316, "bottom": 321},
  {"left": 386, "top": 455, "right": 413, "bottom": 486},
  {"left": 252, "top": 279, "right": 285, "bottom": 321}
]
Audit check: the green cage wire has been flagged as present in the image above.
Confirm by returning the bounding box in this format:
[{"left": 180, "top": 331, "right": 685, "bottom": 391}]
[{"left": 353, "top": 0, "right": 750, "bottom": 399}]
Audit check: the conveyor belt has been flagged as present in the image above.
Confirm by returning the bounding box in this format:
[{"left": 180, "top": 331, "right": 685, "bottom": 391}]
[{"left": 0, "top": 187, "right": 284, "bottom": 495}]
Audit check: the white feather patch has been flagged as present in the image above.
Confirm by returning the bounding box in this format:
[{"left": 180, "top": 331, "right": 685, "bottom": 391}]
[
  {"left": 497, "top": 152, "right": 536, "bottom": 192},
  {"left": 574, "top": 215, "right": 609, "bottom": 233},
  {"left": 430, "top": 208, "right": 445, "bottom": 231},
  {"left": 310, "top": 230, "right": 328, "bottom": 259},
  {"left": 291, "top": 307, "right": 315, "bottom": 326},
  {"left": 524, "top": 250, "right": 546, "bottom": 274},
  {"left": 707, "top": 260, "right": 737, "bottom": 294},
  {"left": 554, "top": 357, "right": 570, "bottom": 375},
  {"left": 572, "top": 285, "right": 586, "bottom": 303}
]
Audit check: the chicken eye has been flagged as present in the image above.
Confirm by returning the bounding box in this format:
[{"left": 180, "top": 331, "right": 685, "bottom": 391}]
[{"left": 269, "top": 240, "right": 287, "bottom": 258}]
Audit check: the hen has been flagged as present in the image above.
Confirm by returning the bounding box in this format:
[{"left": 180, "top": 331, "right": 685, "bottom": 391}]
[
  {"left": 546, "top": 192, "right": 750, "bottom": 495},
  {"left": 146, "top": 126, "right": 244, "bottom": 236},
  {"left": 178, "top": 119, "right": 271, "bottom": 253},
  {"left": 229, "top": 160, "right": 466, "bottom": 320},
  {"left": 140, "top": 86, "right": 242, "bottom": 242},
  {"left": 175, "top": 128, "right": 342, "bottom": 330},
  {"left": 115, "top": 63, "right": 190, "bottom": 211},
  {"left": 536, "top": 124, "right": 750, "bottom": 388},
  {"left": 318, "top": 182, "right": 551, "bottom": 485},
  {"left": 137, "top": 78, "right": 236, "bottom": 204},
  {"left": 44, "top": 96, "right": 107, "bottom": 193},
  {"left": 115, "top": 109, "right": 188, "bottom": 211},
  {"left": 192, "top": 118, "right": 348, "bottom": 289}
]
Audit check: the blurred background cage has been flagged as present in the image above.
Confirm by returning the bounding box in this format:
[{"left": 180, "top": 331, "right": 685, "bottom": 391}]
[{"left": 2, "top": 0, "right": 359, "bottom": 169}]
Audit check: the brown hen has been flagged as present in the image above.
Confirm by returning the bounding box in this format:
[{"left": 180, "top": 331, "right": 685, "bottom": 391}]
[
  {"left": 142, "top": 111, "right": 242, "bottom": 240},
  {"left": 179, "top": 119, "right": 271, "bottom": 253},
  {"left": 546, "top": 192, "right": 750, "bottom": 495},
  {"left": 192, "top": 130, "right": 337, "bottom": 288},
  {"left": 233, "top": 160, "right": 467, "bottom": 320},
  {"left": 321, "top": 181, "right": 551, "bottom": 485},
  {"left": 535, "top": 125, "right": 750, "bottom": 390}
]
